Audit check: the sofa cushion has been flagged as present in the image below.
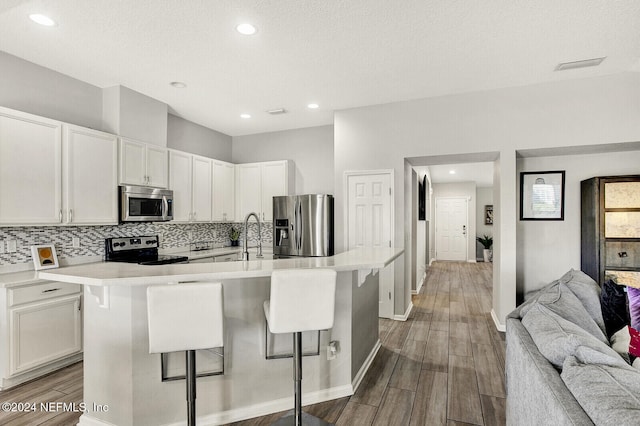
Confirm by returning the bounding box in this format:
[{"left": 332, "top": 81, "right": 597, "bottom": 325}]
[
  {"left": 601, "top": 278, "right": 630, "bottom": 338},
  {"left": 561, "top": 356, "right": 640, "bottom": 426},
  {"left": 522, "top": 301, "right": 626, "bottom": 369},
  {"left": 628, "top": 286, "right": 640, "bottom": 331},
  {"left": 559, "top": 269, "right": 605, "bottom": 335}
]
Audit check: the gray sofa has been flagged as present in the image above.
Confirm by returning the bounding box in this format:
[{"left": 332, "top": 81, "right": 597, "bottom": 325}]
[{"left": 506, "top": 269, "right": 640, "bottom": 426}]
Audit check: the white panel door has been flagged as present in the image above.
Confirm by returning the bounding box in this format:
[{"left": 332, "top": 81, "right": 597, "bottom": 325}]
[
  {"left": 192, "top": 155, "right": 212, "bottom": 222},
  {"left": 119, "top": 138, "right": 146, "bottom": 186},
  {"left": 63, "top": 125, "right": 118, "bottom": 224},
  {"left": 435, "top": 197, "right": 468, "bottom": 261},
  {"left": 347, "top": 172, "right": 394, "bottom": 319},
  {"left": 0, "top": 107, "right": 62, "bottom": 224},
  {"left": 169, "top": 150, "right": 192, "bottom": 222}
]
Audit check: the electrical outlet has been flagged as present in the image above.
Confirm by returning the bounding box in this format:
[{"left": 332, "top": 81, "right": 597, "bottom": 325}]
[
  {"left": 327, "top": 341, "right": 339, "bottom": 360},
  {"left": 7, "top": 240, "right": 16, "bottom": 253},
  {"left": 72, "top": 237, "right": 80, "bottom": 248}
]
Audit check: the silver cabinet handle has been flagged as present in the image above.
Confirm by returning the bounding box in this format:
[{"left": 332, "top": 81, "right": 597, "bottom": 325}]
[
  {"left": 59, "top": 209, "right": 63, "bottom": 223},
  {"left": 42, "top": 288, "right": 61, "bottom": 294},
  {"left": 69, "top": 209, "right": 73, "bottom": 223}
]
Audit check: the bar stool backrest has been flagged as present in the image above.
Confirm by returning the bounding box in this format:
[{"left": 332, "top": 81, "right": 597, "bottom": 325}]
[{"left": 147, "top": 282, "right": 224, "bottom": 354}]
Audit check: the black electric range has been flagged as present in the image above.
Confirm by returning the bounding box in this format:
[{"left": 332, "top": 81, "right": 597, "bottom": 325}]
[{"left": 104, "top": 236, "right": 188, "bottom": 265}]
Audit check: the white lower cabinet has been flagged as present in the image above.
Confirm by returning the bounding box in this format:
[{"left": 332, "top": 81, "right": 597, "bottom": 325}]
[{"left": 1, "top": 281, "right": 82, "bottom": 389}]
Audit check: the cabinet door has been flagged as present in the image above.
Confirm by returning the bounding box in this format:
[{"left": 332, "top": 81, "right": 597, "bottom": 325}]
[
  {"left": 10, "top": 295, "right": 82, "bottom": 376},
  {"left": 63, "top": 125, "right": 118, "bottom": 224},
  {"left": 213, "top": 161, "right": 235, "bottom": 221},
  {"left": 119, "top": 138, "right": 146, "bottom": 186},
  {"left": 236, "top": 163, "right": 262, "bottom": 220},
  {"left": 146, "top": 145, "right": 168, "bottom": 188},
  {"left": 261, "top": 162, "right": 288, "bottom": 221},
  {"left": 192, "top": 155, "right": 212, "bottom": 222},
  {"left": 169, "top": 150, "right": 192, "bottom": 222},
  {"left": 0, "top": 108, "right": 62, "bottom": 224}
]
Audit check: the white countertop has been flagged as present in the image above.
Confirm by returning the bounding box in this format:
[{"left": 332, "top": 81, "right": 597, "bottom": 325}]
[{"left": 37, "top": 247, "right": 404, "bottom": 287}]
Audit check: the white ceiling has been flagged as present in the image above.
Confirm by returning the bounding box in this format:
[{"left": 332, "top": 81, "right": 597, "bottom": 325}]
[
  {"left": 417, "top": 163, "right": 494, "bottom": 187},
  {"left": 1, "top": 1, "right": 639, "bottom": 136}
]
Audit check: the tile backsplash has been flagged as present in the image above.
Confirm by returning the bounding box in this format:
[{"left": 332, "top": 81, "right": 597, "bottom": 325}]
[{"left": 0, "top": 221, "right": 272, "bottom": 266}]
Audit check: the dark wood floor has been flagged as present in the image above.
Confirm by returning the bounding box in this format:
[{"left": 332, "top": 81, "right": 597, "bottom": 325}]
[{"left": 0, "top": 261, "right": 504, "bottom": 426}]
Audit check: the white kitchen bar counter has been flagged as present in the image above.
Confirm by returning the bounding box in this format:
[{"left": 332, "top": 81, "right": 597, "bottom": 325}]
[{"left": 38, "top": 247, "right": 403, "bottom": 426}]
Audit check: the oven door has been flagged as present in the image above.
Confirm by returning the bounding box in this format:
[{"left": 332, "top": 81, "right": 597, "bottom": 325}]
[{"left": 120, "top": 186, "right": 173, "bottom": 222}]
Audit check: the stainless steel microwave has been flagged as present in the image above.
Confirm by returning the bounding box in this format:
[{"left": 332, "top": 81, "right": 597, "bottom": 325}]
[{"left": 119, "top": 185, "right": 173, "bottom": 222}]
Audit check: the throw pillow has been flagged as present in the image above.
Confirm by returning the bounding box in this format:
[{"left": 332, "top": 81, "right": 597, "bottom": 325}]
[
  {"left": 630, "top": 326, "right": 640, "bottom": 358},
  {"left": 560, "top": 269, "right": 605, "bottom": 334},
  {"left": 561, "top": 356, "right": 640, "bottom": 426},
  {"left": 610, "top": 326, "right": 632, "bottom": 364},
  {"left": 600, "top": 279, "right": 630, "bottom": 338},
  {"left": 628, "top": 286, "right": 640, "bottom": 331}
]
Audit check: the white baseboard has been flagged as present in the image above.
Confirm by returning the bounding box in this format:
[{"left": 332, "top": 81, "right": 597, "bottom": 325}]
[
  {"left": 352, "top": 339, "right": 381, "bottom": 392},
  {"left": 412, "top": 272, "right": 425, "bottom": 295},
  {"left": 394, "top": 301, "right": 413, "bottom": 321},
  {"left": 77, "top": 414, "right": 117, "bottom": 426},
  {"left": 1, "top": 353, "right": 83, "bottom": 391},
  {"left": 429, "top": 258, "right": 436, "bottom": 266},
  {"left": 491, "top": 309, "right": 506, "bottom": 332},
  {"left": 467, "top": 259, "right": 477, "bottom": 263}
]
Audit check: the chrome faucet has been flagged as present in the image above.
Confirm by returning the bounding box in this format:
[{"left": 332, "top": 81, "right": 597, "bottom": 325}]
[{"left": 241, "top": 212, "right": 263, "bottom": 261}]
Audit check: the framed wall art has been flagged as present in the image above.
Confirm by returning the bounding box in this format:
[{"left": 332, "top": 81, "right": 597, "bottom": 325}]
[
  {"left": 520, "top": 170, "right": 565, "bottom": 220},
  {"left": 31, "top": 244, "right": 59, "bottom": 270},
  {"left": 485, "top": 205, "right": 493, "bottom": 225}
]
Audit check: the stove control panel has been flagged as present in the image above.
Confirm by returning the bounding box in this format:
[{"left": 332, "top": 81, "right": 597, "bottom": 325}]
[{"left": 107, "top": 236, "right": 159, "bottom": 252}]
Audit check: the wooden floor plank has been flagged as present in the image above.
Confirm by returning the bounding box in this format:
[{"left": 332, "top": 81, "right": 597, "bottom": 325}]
[
  {"left": 372, "top": 387, "right": 415, "bottom": 426},
  {"left": 422, "top": 329, "right": 449, "bottom": 373},
  {"left": 384, "top": 319, "right": 413, "bottom": 352},
  {"left": 351, "top": 347, "right": 399, "bottom": 407},
  {"left": 388, "top": 340, "right": 426, "bottom": 391},
  {"left": 472, "top": 343, "right": 506, "bottom": 398},
  {"left": 449, "top": 322, "right": 472, "bottom": 357},
  {"left": 447, "top": 355, "right": 484, "bottom": 425},
  {"left": 480, "top": 394, "right": 506, "bottom": 426},
  {"left": 409, "top": 369, "right": 447, "bottom": 426},
  {"left": 336, "top": 401, "right": 378, "bottom": 426}
]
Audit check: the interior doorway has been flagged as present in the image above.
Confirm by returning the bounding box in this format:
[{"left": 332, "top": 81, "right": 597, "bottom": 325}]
[{"left": 345, "top": 170, "right": 394, "bottom": 319}]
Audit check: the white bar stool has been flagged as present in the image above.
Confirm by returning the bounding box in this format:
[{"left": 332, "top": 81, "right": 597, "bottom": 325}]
[
  {"left": 264, "top": 269, "right": 337, "bottom": 426},
  {"left": 147, "top": 282, "right": 224, "bottom": 426}
]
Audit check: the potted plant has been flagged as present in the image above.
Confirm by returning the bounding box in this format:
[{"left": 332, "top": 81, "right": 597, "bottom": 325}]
[
  {"left": 477, "top": 234, "right": 493, "bottom": 262},
  {"left": 229, "top": 226, "right": 240, "bottom": 246}
]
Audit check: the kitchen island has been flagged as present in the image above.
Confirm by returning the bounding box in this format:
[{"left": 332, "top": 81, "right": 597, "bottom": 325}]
[{"left": 39, "top": 247, "right": 403, "bottom": 426}]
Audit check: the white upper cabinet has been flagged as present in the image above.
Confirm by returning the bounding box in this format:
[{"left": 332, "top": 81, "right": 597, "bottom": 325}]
[
  {"left": 0, "top": 107, "right": 62, "bottom": 225},
  {"left": 63, "top": 125, "right": 118, "bottom": 224},
  {"left": 236, "top": 160, "right": 294, "bottom": 222},
  {"left": 119, "top": 138, "right": 168, "bottom": 188},
  {"left": 168, "top": 150, "right": 212, "bottom": 223},
  {"left": 212, "top": 160, "right": 235, "bottom": 222},
  {"left": 192, "top": 155, "right": 213, "bottom": 222}
]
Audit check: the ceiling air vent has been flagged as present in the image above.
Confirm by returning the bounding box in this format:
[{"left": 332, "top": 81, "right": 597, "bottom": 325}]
[
  {"left": 555, "top": 57, "right": 606, "bottom": 71},
  {"left": 266, "top": 108, "right": 287, "bottom": 115}
]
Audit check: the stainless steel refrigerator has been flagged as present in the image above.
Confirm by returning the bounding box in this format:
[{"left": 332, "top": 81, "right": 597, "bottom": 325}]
[{"left": 273, "top": 194, "right": 334, "bottom": 257}]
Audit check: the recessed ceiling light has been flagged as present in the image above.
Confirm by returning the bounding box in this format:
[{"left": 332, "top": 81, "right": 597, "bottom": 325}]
[
  {"left": 555, "top": 57, "right": 606, "bottom": 71},
  {"left": 307, "top": 103, "right": 319, "bottom": 109},
  {"left": 240, "top": 113, "right": 251, "bottom": 119},
  {"left": 449, "top": 170, "right": 456, "bottom": 175},
  {"left": 29, "top": 13, "right": 56, "bottom": 26},
  {"left": 170, "top": 81, "right": 187, "bottom": 89},
  {"left": 236, "top": 23, "right": 257, "bottom": 35}
]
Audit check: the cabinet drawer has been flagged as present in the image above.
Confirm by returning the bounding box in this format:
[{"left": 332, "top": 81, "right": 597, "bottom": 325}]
[
  {"left": 605, "top": 241, "right": 640, "bottom": 269},
  {"left": 9, "top": 282, "right": 81, "bottom": 307}
]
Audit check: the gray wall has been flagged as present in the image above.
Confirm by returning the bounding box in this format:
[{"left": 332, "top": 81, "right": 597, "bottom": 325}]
[
  {"left": 516, "top": 149, "right": 640, "bottom": 299},
  {"left": 168, "top": 114, "right": 232, "bottom": 162},
  {"left": 232, "top": 125, "right": 334, "bottom": 194},
  {"left": 0, "top": 51, "right": 103, "bottom": 130},
  {"left": 476, "top": 187, "right": 494, "bottom": 260},
  {"left": 335, "top": 72, "right": 640, "bottom": 323}
]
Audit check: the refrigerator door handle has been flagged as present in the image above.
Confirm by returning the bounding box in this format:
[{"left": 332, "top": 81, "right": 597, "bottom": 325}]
[{"left": 296, "top": 199, "right": 302, "bottom": 252}]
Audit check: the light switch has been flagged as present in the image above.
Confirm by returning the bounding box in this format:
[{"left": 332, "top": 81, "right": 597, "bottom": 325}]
[{"left": 7, "top": 240, "right": 17, "bottom": 253}]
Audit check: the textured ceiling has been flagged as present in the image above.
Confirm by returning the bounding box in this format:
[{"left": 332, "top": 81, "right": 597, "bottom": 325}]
[{"left": 1, "top": 1, "right": 639, "bottom": 136}]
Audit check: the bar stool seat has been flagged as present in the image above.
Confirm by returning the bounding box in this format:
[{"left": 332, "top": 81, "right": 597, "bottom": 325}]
[
  {"left": 264, "top": 269, "right": 337, "bottom": 426},
  {"left": 147, "top": 282, "right": 224, "bottom": 426}
]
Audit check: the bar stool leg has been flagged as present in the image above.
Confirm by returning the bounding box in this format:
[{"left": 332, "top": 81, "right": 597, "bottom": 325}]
[
  {"left": 186, "top": 350, "right": 197, "bottom": 426},
  {"left": 294, "top": 332, "right": 302, "bottom": 426}
]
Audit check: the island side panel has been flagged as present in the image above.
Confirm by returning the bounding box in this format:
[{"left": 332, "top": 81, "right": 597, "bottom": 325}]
[
  {"left": 351, "top": 270, "right": 380, "bottom": 381},
  {"left": 80, "top": 284, "right": 134, "bottom": 426}
]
